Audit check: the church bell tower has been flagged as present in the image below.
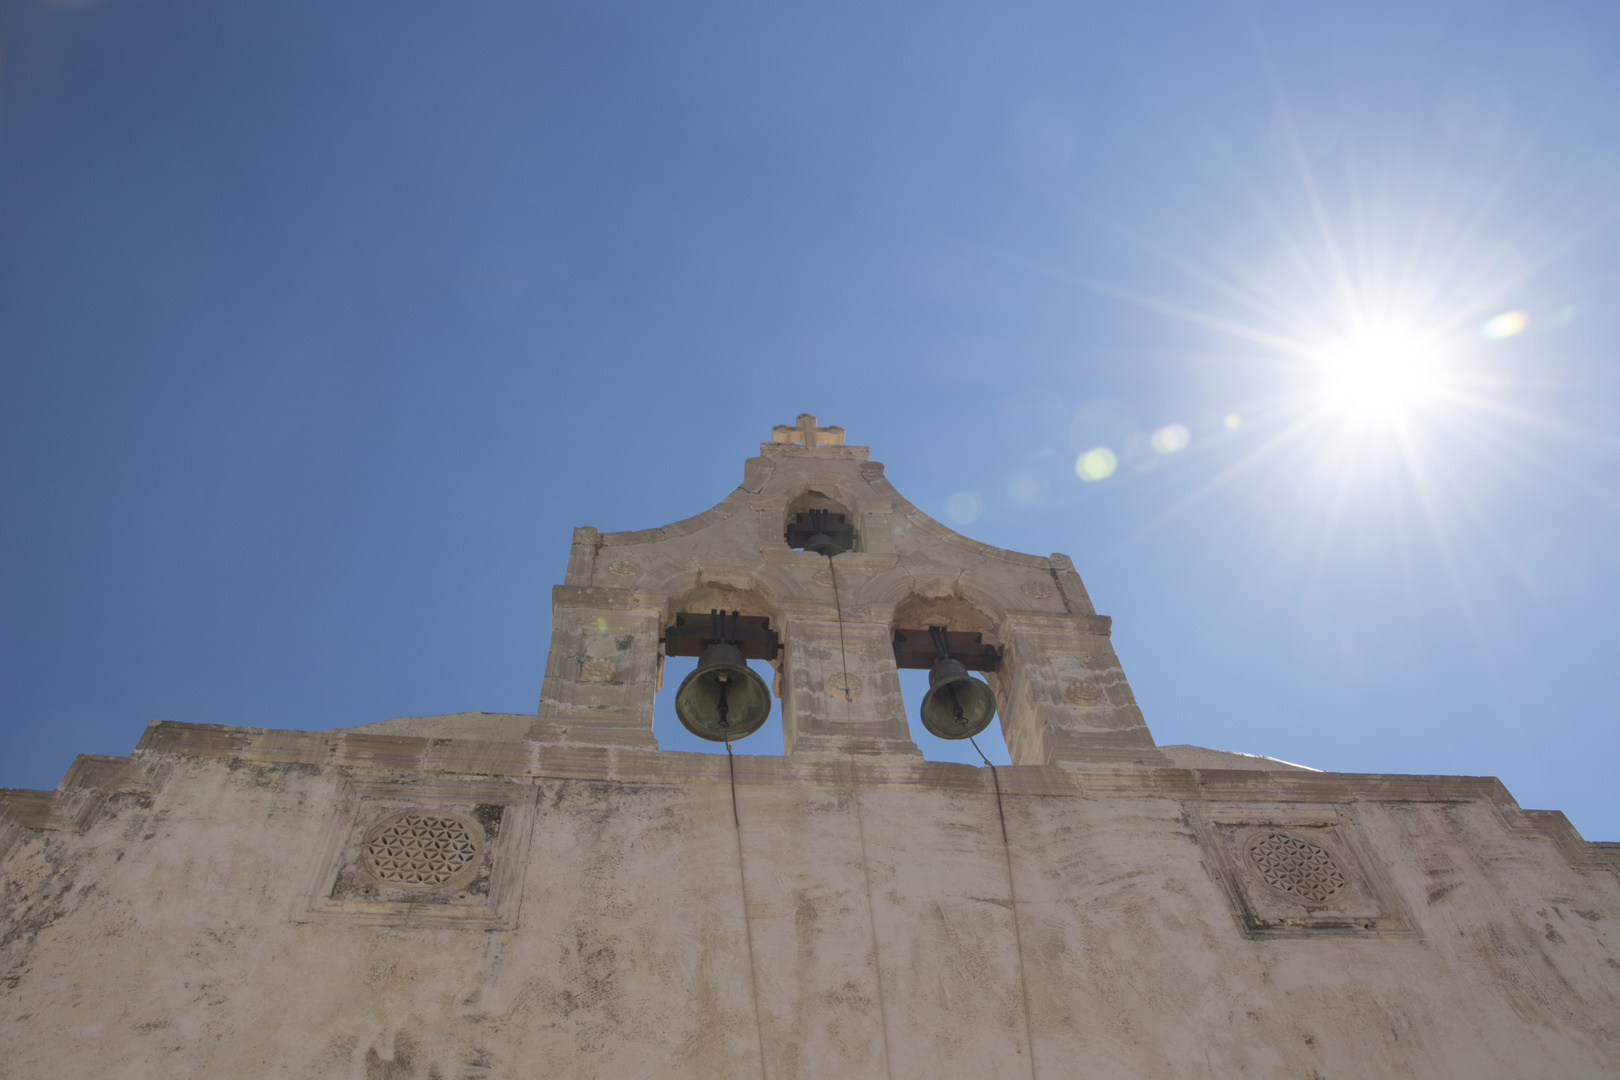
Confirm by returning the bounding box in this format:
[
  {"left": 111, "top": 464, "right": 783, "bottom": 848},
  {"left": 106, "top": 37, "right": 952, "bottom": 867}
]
[{"left": 532, "top": 414, "right": 1161, "bottom": 765}]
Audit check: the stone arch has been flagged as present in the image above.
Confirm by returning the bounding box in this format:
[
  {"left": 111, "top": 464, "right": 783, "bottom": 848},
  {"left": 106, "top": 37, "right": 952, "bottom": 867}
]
[
  {"left": 868, "top": 574, "right": 1014, "bottom": 639},
  {"left": 889, "top": 589, "right": 1004, "bottom": 648},
  {"left": 659, "top": 569, "right": 788, "bottom": 627},
  {"left": 880, "top": 577, "right": 1017, "bottom": 738},
  {"left": 657, "top": 568, "right": 793, "bottom": 698}
]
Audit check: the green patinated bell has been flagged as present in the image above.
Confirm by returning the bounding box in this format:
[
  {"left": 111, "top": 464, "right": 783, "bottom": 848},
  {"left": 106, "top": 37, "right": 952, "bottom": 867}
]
[
  {"left": 918, "top": 657, "right": 997, "bottom": 740},
  {"left": 674, "top": 642, "right": 772, "bottom": 742}
]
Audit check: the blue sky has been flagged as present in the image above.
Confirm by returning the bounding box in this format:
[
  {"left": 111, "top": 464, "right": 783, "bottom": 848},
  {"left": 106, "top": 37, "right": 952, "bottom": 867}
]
[{"left": 2, "top": 1, "right": 1616, "bottom": 838}]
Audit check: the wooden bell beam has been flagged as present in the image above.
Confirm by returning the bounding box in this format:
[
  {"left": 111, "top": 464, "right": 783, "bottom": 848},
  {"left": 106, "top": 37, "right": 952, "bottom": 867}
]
[
  {"left": 891, "top": 627, "right": 1001, "bottom": 672},
  {"left": 662, "top": 611, "right": 782, "bottom": 661}
]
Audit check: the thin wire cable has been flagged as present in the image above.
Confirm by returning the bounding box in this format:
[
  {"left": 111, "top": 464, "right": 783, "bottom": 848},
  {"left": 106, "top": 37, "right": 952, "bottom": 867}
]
[
  {"left": 826, "top": 553, "right": 853, "bottom": 723},
  {"left": 726, "top": 738, "right": 770, "bottom": 1079},
  {"left": 726, "top": 739, "right": 744, "bottom": 828},
  {"left": 827, "top": 552, "right": 895, "bottom": 1080},
  {"left": 970, "top": 735, "right": 1039, "bottom": 1080}
]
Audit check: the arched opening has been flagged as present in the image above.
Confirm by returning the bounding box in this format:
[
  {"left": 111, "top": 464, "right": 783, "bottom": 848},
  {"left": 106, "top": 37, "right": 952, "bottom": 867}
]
[
  {"left": 651, "top": 578, "right": 785, "bottom": 756},
  {"left": 783, "top": 487, "right": 858, "bottom": 555},
  {"left": 890, "top": 591, "right": 1012, "bottom": 766}
]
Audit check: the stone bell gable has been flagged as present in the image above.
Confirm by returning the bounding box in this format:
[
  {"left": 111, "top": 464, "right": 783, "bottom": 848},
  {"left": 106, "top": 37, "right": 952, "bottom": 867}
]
[{"left": 536, "top": 416, "right": 1154, "bottom": 764}]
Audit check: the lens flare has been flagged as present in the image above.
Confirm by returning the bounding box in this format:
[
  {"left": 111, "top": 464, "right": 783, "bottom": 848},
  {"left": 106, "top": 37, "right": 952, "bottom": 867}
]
[
  {"left": 1075, "top": 447, "right": 1118, "bottom": 481},
  {"left": 1151, "top": 423, "right": 1190, "bottom": 453},
  {"left": 999, "top": 107, "right": 1603, "bottom": 624},
  {"left": 1481, "top": 310, "right": 1529, "bottom": 340},
  {"left": 1005, "top": 470, "right": 1043, "bottom": 505},
  {"left": 945, "top": 490, "right": 984, "bottom": 524}
]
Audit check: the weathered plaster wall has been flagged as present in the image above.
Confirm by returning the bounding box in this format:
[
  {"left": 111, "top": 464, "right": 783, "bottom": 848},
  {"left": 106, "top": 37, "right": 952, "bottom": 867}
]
[{"left": 3, "top": 732, "right": 1618, "bottom": 1079}]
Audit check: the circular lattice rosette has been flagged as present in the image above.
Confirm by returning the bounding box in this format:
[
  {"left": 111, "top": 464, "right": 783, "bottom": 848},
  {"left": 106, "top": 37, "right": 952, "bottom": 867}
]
[{"left": 363, "top": 811, "right": 483, "bottom": 890}]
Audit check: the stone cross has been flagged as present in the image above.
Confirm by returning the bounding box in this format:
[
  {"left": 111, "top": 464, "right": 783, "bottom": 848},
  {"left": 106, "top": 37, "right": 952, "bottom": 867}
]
[{"left": 771, "top": 413, "right": 846, "bottom": 449}]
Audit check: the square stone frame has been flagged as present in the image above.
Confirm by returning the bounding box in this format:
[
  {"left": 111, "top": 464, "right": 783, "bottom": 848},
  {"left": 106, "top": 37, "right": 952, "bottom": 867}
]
[
  {"left": 1193, "top": 805, "right": 1418, "bottom": 940},
  {"left": 293, "top": 774, "right": 538, "bottom": 929}
]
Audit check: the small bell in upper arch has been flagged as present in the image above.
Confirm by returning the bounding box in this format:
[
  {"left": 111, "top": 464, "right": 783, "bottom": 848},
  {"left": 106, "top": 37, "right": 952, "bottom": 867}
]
[
  {"left": 806, "top": 530, "right": 840, "bottom": 556},
  {"left": 787, "top": 509, "right": 855, "bottom": 556},
  {"left": 805, "top": 509, "right": 843, "bottom": 556}
]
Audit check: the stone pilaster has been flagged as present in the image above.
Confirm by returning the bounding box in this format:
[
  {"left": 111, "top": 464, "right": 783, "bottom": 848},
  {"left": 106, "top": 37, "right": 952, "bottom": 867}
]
[
  {"left": 994, "top": 612, "right": 1164, "bottom": 766},
  {"left": 563, "top": 526, "right": 601, "bottom": 586},
  {"left": 779, "top": 607, "right": 918, "bottom": 758},
  {"left": 531, "top": 585, "right": 662, "bottom": 749}
]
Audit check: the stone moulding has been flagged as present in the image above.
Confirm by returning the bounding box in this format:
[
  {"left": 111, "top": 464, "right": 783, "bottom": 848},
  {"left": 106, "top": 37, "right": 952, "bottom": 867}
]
[
  {"left": 3, "top": 722, "right": 1620, "bottom": 893},
  {"left": 293, "top": 775, "right": 537, "bottom": 929},
  {"left": 0, "top": 753, "right": 171, "bottom": 863},
  {"left": 4, "top": 718, "right": 1613, "bottom": 882},
  {"left": 118, "top": 720, "right": 1506, "bottom": 800}
]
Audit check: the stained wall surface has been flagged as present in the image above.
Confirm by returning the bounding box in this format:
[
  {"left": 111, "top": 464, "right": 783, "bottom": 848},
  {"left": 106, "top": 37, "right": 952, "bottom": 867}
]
[{"left": 3, "top": 438, "right": 1617, "bottom": 1079}]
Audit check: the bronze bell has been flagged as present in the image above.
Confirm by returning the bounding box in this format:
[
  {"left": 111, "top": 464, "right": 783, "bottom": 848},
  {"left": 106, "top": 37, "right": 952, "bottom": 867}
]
[
  {"left": 804, "top": 509, "right": 843, "bottom": 556},
  {"left": 674, "top": 642, "right": 772, "bottom": 742},
  {"left": 918, "top": 657, "right": 997, "bottom": 740},
  {"left": 806, "top": 530, "right": 839, "bottom": 556}
]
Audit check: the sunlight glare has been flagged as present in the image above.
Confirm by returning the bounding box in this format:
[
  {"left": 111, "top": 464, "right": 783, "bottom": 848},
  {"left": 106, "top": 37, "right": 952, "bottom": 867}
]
[{"left": 1318, "top": 327, "right": 1444, "bottom": 420}]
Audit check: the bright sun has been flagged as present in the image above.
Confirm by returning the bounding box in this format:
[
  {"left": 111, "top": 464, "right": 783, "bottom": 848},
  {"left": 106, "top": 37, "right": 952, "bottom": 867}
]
[{"left": 1318, "top": 328, "right": 1445, "bottom": 419}]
